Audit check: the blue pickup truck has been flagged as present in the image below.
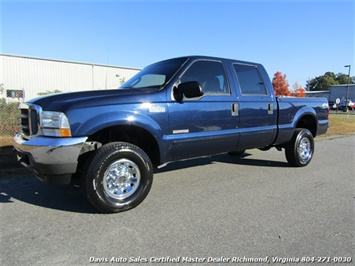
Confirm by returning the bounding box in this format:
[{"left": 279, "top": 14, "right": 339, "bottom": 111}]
[{"left": 14, "top": 56, "right": 329, "bottom": 213}]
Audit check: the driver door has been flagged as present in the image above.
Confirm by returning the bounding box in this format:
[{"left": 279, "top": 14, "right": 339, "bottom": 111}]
[{"left": 168, "top": 59, "right": 240, "bottom": 161}]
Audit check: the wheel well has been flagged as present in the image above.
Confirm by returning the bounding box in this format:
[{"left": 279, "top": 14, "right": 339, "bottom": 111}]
[
  {"left": 296, "top": 115, "right": 317, "bottom": 137},
  {"left": 87, "top": 125, "right": 160, "bottom": 167}
]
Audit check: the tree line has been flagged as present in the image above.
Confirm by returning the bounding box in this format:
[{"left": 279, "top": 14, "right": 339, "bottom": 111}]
[{"left": 272, "top": 71, "right": 355, "bottom": 97}]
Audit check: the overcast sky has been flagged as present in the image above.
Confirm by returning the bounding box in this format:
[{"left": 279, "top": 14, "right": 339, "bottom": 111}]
[{"left": 1, "top": 0, "right": 354, "bottom": 89}]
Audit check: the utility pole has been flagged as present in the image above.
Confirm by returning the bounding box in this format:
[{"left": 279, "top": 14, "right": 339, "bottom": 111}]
[
  {"left": 344, "top": 65, "right": 351, "bottom": 106},
  {"left": 344, "top": 65, "right": 351, "bottom": 115}
]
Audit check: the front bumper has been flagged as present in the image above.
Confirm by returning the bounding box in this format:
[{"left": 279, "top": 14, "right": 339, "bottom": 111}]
[{"left": 13, "top": 133, "right": 87, "bottom": 184}]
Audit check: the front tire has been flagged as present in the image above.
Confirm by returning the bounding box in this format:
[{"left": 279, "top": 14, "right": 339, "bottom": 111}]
[
  {"left": 84, "top": 142, "right": 153, "bottom": 213},
  {"left": 285, "top": 129, "right": 314, "bottom": 167}
]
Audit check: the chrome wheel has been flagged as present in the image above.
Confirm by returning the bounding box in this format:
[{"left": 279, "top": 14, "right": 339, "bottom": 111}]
[
  {"left": 103, "top": 159, "right": 141, "bottom": 200},
  {"left": 85, "top": 142, "right": 153, "bottom": 213},
  {"left": 285, "top": 129, "right": 314, "bottom": 167},
  {"left": 297, "top": 137, "right": 312, "bottom": 164}
]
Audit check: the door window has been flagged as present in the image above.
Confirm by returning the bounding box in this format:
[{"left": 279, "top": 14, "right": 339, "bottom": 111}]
[
  {"left": 233, "top": 64, "right": 267, "bottom": 95},
  {"left": 181, "top": 60, "right": 230, "bottom": 95}
]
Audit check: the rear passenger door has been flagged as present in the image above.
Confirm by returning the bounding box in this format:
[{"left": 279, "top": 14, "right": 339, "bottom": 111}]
[{"left": 233, "top": 63, "right": 277, "bottom": 149}]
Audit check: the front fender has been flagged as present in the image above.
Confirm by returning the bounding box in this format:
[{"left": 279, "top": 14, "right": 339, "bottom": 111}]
[{"left": 68, "top": 106, "right": 167, "bottom": 140}]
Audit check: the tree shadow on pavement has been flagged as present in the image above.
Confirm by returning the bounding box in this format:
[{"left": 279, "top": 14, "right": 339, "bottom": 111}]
[
  {"left": 0, "top": 178, "right": 97, "bottom": 213},
  {"left": 1, "top": 145, "right": 97, "bottom": 213}
]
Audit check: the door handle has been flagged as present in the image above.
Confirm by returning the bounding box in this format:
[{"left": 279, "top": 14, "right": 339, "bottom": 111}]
[
  {"left": 231, "top": 103, "right": 238, "bottom": 116},
  {"left": 268, "top": 103, "right": 274, "bottom": 114}
]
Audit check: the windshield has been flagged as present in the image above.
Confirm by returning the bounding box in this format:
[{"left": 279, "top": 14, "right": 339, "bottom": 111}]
[{"left": 120, "top": 57, "right": 188, "bottom": 89}]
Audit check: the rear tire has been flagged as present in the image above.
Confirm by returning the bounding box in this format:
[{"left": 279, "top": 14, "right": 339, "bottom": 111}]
[
  {"left": 285, "top": 129, "right": 314, "bottom": 167},
  {"left": 84, "top": 142, "right": 153, "bottom": 213}
]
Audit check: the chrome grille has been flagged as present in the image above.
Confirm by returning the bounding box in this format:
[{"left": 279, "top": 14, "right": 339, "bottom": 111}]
[
  {"left": 20, "top": 109, "right": 30, "bottom": 136},
  {"left": 19, "top": 103, "right": 41, "bottom": 139}
]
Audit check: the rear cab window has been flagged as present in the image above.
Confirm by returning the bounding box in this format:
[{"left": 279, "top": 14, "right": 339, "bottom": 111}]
[{"left": 233, "top": 64, "right": 267, "bottom": 96}]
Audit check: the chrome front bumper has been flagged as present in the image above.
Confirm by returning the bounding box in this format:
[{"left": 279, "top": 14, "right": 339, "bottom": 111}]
[{"left": 13, "top": 133, "right": 87, "bottom": 184}]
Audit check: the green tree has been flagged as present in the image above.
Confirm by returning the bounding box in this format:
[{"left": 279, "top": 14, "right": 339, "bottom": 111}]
[
  {"left": 306, "top": 72, "right": 354, "bottom": 91},
  {"left": 0, "top": 101, "right": 21, "bottom": 136},
  {"left": 336, "top": 73, "right": 351, "bottom": 84}
]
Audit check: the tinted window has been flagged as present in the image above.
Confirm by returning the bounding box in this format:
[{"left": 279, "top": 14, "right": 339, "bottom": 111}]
[
  {"left": 233, "top": 64, "right": 267, "bottom": 95},
  {"left": 181, "top": 60, "right": 229, "bottom": 95}
]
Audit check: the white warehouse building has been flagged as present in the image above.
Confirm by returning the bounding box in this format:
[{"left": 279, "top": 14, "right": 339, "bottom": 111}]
[{"left": 0, "top": 54, "right": 140, "bottom": 102}]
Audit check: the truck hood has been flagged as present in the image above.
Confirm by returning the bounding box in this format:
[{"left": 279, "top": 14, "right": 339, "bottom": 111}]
[{"left": 29, "top": 88, "right": 161, "bottom": 112}]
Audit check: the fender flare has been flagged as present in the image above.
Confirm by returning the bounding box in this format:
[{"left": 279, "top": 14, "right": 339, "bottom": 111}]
[{"left": 292, "top": 106, "right": 317, "bottom": 135}]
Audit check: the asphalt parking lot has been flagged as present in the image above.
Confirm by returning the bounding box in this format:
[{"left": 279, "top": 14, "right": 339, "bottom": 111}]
[{"left": 1, "top": 136, "right": 354, "bottom": 265}]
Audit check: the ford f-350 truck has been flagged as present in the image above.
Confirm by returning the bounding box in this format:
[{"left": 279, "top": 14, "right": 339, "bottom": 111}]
[{"left": 13, "top": 56, "right": 329, "bottom": 213}]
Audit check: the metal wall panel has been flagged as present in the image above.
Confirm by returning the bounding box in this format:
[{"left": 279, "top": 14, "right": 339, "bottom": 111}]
[{"left": 0, "top": 54, "right": 140, "bottom": 101}]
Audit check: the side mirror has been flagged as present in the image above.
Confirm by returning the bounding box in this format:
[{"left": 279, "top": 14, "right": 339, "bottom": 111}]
[{"left": 173, "top": 81, "right": 204, "bottom": 102}]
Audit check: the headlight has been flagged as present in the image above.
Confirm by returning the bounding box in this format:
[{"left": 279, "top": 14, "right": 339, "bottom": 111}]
[{"left": 40, "top": 111, "right": 71, "bottom": 137}]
